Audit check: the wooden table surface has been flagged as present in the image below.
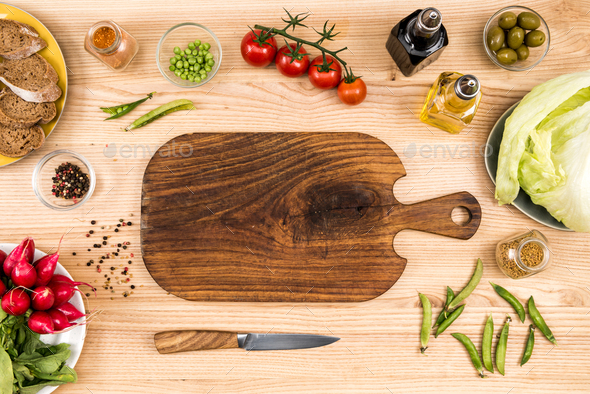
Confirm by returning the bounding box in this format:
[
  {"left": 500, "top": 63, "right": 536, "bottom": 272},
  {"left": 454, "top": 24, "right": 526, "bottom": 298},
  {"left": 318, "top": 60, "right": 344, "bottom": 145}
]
[{"left": 1, "top": 0, "right": 589, "bottom": 393}]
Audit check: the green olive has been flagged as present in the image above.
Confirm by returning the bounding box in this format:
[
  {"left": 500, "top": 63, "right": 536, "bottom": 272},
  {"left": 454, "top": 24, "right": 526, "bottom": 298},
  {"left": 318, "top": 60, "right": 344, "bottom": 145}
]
[
  {"left": 517, "top": 12, "right": 541, "bottom": 30},
  {"left": 496, "top": 48, "right": 518, "bottom": 65},
  {"left": 516, "top": 44, "right": 530, "bottom": 60},
  {"left": 525, "top": 30, "right": 546, "bottom": 47},
  {"left": 498, "top": 11, "right": 517, "bottom": 29},
  {"left": 487, "top": 26, "right": 505, "bottom": 52},
  {"left": 507, "top": 26, "right": 525, "bottom": 49}
]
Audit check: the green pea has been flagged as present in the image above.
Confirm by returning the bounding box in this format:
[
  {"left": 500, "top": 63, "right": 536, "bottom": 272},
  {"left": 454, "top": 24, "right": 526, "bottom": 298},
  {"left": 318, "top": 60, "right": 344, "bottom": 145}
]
[
  {"left": 183, "top": 61, "right": 189, "bottom": 69},
  {"left": 496, "top": 315, "right": 511, "bottom": 376},
  {"left": 196, "top": 56, "right": 203, "bottom": 64},
  {"left": 452, "top": 333, "right": 485, "bottom": 378},
  {"left": 507, "top": 26, "right": 525, "bottom": 49},
  {"left": 194, "top": 64, "right": 201, "bottom": 72},
  {"left": 188, "top": 57, "right": 197, "bottom": 65},
  {"left": 516, "top": 44, "right": 530, "bottom": 61},
  {"left": 435, "top": 304, "right": 465, "bottom": 338},
  {"left": 498, "top": 11, "right": 517, "bottom": 29},
  {"left": 188, "top": 42, "right": 196, "bottom": 50},
  {"left": 203, "top": 42, "right": 211, "bottom": 50},
  {"left": 487, "top": 26, "right": 505, "bottom": 52},
  {"left": 173, "top": 46, "right": 181, "bottom": 55},
  {"left": 169, "top": 57, "right": 177, "bottom": 65},
  {"left": 194, "top": 76, "right": 202, "bottom": 83},
  {"left": 205, "top": 53, "right": 214, "bottom": 60},
  {"left": 197, "top": 50, "right": 204, "bottom": 57},
  {"left": 188, "top": 75, "right": 195, "bottom": 82},
  {"left": 528, "top": 296, "right": 557, "bottom": 345},
  {"left": 175, "top": 54, "right": 182, "bottom": 60},
  {"left": 189, "top": 66, "right": 194, "bottom": 71},
  {"left": 433, "top": 287, "right": 455, "bottom": 328},
  {"left": 192, "top": 49, "right": 198, "bottom": 56},
  {"left": 184, "top": 48, "right": 191, "bottom": 55},
  {"left": 517, "top": 12, "right": 541, "bottom": 30},
  {"left": 201, "top": 50, "right": 209, "bottom": 56},
  {"left": 496, "top": 48, "right": 518, "bottom": 65},
  {"left": 204, "top": 65, "right": 212, "bottom": 72},
  {"left": 187, "top": 54, "right": 194, "bottom": 59},
  {"left": 174, "top": 69, "right": 182, "bottom": 77},
  {"left": 169, "top": 65, "right": 176, "bottom": 71},
  {"left": 122, "top": 105, "right": 129, "bottom": 110},
  {"left": 207, "top": 59, "right": 215, "bottom": 67},
  {"left": 418, "top": 294, "right": 431, "bottom": 355},
  {"left": 490, "top": 283, "right": 525, "bottom": 322},
  {"left": 520, "top": 325, "right": 535, "bottom": 366},
  {"left": 117, "top": 107, "right": 123, "bottom": 113},
  {"left": 180, "top": 74, "right": 187, "bottom": 80},
  {"left": 194, "top": 39, "right": 201, "bottom": 46},
  {"left": 175, "top": 60, "right": 183, "bottom": 68},
  {"left": 447, "top": 259, "right": 483, "bottom": 311},
  {"left": 482, "top": 314, "right": 494, "bottom": 373},
  {"left": 525, "top": 30, "right": 546, "bottom": 47}
]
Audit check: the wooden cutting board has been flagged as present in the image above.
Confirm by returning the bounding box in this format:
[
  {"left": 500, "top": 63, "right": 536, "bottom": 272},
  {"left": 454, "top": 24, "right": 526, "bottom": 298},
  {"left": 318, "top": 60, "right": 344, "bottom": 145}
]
[{"left": 141, "top": 133, "right": 481, "bottom": 302}]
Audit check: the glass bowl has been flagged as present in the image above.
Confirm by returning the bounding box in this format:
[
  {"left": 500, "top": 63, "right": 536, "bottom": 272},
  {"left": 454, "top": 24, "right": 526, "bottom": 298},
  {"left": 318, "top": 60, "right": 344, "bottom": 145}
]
[
  {"left": 157, "top": 22, "right": 222, "bottom": 88},
  {"left": 483, "top": 6, "right": 550, "bottom": 71},
  {"left": 32, "top": 150, "right": 96, "bottom": 211}
]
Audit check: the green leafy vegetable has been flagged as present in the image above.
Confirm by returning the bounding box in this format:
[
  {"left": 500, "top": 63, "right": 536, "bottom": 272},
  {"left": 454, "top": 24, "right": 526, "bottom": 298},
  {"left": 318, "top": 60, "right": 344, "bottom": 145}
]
[
  {"left": 495, "top": 71, "right": 590, "bottom": 232},
  {"left": 0, "top": 348, "right": 12, "bottom": 394}
]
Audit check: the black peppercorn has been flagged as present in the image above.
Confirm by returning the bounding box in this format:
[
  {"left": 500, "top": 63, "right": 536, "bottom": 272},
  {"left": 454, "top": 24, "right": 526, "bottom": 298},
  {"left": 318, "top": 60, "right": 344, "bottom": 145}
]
[
  {"left": 117, "top": 243, "right": 122, "bottom": 247},
  {"left": 123, "top": 246, "right": 127, "bottom": 250},
  {"left": 102, "top": 241, "right": 107, "bottom": 245},
  {"left": 91, "top": 220, "right": 96, "bottom": 225},
  {"left": 89, "top": 230, "right": 94, "bottom": 234},
  {"left": 127, "top": 222, "right": 132, "bottom": 226},
  {"left": 128, "top": 261, "right": 132, "bottom": 264},
  {"left": 103, "top": 236, "right": 108, "bottom": 240},
  {"left": 115, "top": 228, "right": 119, "bottom": 232},
  {"left": 86, "top": 262, "right": 91, "bottom": 266},
  {"left": 117, "top": 224, "right": 121, "bottom": 228},
  {"left": 72, "top": 252, "right": 76, "bottom": 256},
  {"left": 111, "top": 267, "right": 115, "bottom": 270},
  {"left": 131, "top": 285, "right": 135, "bottom": 289}
]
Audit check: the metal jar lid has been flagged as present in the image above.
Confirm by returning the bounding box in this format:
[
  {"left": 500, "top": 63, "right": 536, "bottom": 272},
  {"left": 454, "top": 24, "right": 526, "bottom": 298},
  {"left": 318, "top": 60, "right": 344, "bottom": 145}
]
[
  {"left": 416, "top": 7, "right": 442, "bottom": 33},
  {"left": 454, "top": 75, "right": 481, "bottom": 100}
]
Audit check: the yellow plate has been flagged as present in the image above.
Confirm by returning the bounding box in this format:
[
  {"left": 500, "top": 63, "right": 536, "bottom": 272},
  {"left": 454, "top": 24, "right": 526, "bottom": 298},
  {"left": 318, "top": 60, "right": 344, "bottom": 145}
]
[{"left": 0, "top": 3, "right": 67, "bottom": 167}]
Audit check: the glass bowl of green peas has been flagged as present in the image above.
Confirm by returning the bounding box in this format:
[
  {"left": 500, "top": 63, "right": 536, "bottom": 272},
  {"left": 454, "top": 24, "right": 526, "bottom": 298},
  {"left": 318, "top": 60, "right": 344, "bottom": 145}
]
[{"left": 157, "top": 22, "right": 222, "bottom": 87}]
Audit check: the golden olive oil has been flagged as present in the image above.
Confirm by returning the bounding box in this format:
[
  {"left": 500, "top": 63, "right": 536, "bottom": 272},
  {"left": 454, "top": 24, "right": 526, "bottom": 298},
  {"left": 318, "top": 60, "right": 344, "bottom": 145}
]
[{"left": 420, "top": 72, "right": 482, "bottom": 134}]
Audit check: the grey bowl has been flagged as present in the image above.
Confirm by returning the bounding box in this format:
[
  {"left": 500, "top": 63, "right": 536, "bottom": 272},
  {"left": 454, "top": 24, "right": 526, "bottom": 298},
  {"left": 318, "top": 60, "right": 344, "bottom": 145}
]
[{"left": 484, "top": 102, "right": 572, "bottom": 231}]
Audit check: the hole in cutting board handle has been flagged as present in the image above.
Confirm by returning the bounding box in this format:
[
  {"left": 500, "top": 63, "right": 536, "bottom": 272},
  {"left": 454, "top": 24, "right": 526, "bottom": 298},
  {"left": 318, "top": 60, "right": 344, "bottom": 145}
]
[{"left": 451, "top": 206, "right": 472, "bottom": 226}]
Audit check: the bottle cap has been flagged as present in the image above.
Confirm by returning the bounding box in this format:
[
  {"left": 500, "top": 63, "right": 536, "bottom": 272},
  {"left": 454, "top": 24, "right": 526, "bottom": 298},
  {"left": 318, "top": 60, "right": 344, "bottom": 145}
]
[
  {"left": 416, "top": 8, "right": 442, "bottom": 33},
  {"left": 454, "top": 75, "right": 480, "bottom": 100}
]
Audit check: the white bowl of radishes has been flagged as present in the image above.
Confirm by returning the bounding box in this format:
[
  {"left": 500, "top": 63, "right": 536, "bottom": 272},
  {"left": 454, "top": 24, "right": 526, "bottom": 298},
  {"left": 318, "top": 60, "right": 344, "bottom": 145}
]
[{"left": 1, "top": 238, "right": 88, "bottom": 394}]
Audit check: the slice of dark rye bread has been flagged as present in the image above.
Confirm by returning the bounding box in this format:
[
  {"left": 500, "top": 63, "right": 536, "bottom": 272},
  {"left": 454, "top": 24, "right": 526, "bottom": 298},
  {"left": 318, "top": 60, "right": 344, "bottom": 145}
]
[
  {"left": 0, "top": 124, "right": 45, "bottom": 157},
  {"left": 0, "top": 88, "right": 56, "bottom": 127},
  {"left": 0, "top": 19, "right": 47, "bottom": 59},
  {"left": 0, "top": 53, "right": 62, "bottom": 103}
]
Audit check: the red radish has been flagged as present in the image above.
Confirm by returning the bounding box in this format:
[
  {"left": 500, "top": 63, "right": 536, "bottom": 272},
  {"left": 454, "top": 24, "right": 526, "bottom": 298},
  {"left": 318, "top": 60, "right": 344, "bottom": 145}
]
[
  {"left": 48, "top": 309, "right": 76, "bottom": 331},
  {"left": 28, "top": 311, "right": 55, "bottom": 334},
  {"left": 3, "top": 238, "right": 31, "bottom": 276},
  {"left": 31, "top": 286, "right": 55, "bottom": 311},
  {"left": 0, "top": 281, "right": 6, "bottom": 296},
  {"left": 55, "top": 302, "right": 87, "bottom": 322},
  {"left": 1, "top": 288, "right": 30, "bottom": 316},
  {"left": 50, "top": 275, "right": 96, "bottom": 291},
  {"left": 0, "top": 250, "right": 6, "bottom": 266},
  {"left": 48, "top": 280, "right": 84, "bottom": 307},
  {"left": 33, "top": 237, "right": 63, "bottom": 287},
  {"left": 22, "top": 237, "right": 35, "bottom": 263},
  {"left": 11, "top": 259, "right": 37, "bottom": 289}
]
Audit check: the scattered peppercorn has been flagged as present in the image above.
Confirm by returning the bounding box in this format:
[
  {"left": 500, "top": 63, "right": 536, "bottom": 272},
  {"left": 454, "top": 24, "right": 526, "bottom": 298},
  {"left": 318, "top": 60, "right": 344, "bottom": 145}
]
[
  {"left": 72, "top": 252, "right": 76, "bottom": 256},
  {"left": 117, "top": 243, "right": 122, "bottom": 247},
  {"left": 111, "top": 267, "right": 115, "bottom": 271},
  {"left": 128, "top": 261, "right": 132, "bottom": 264},
  {"left": 86, "top": 262, "right": 91, "bottom": 266},
  {"left": 115, "top": 228, "right": 119, "bottom": 232},
  {"left": 86, "top": 234, "right": 90, "bottom": 237},
  {"left": 117, "top": 224, "right": 121, "bottom": 228},
  {"left": 127, "top": 222, "right": 132, "bottom": 226},
  {"left": 131, "top": 285, "right": 135, "bottom": 289},
  {"left": 119, "top": 219, "right": 124, "bottom": 222},
  {"left": 89, "top": 230, "right": 94, "bottom": 234},
  {"left": 123, "top": 246, "right": 127, "bottom": 250},
  {"left": 86, "top": 293, "right": 90, "bottom": 297},
  {"left": 91, "top": 220, "right": 96, "bottom": 225},
  {"left": 103, "top": 236, "right": 108, "bottom": 240},
  {"left": 102, "top": 241, "right": 107, "bottom": 245}
]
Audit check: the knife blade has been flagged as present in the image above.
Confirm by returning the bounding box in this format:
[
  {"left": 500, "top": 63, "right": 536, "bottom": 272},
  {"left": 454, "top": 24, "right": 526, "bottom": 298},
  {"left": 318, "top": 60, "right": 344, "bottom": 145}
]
[{"left": 154, "top": 330, "right": 339, "bottom": 354}]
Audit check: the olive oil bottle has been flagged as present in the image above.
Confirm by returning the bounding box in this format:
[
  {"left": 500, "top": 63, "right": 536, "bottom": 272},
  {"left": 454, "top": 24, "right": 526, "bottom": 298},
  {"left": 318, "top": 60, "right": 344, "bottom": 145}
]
[
  {"left": 385, "top": 8, "right": 449, "bottom": 77},
  {"left": 420, "top": 72, "right": 482, "bottom": 134}
]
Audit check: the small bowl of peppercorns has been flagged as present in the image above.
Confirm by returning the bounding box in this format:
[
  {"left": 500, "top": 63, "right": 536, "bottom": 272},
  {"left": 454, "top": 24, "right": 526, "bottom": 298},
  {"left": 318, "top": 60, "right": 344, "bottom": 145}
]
[{"left": 32, "top": 150, "right": 96, "bottom": 211}]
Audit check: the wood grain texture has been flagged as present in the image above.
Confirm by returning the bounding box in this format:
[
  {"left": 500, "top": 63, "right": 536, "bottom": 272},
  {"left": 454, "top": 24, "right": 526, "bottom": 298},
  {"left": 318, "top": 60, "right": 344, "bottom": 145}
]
[
  {"left": 141, "top": 133, "right": 481, "bottom": 302},
  {"left": 154, "top": 330, "right": 239, "bottom": 354},
  {"left": 0, "top": 0, "right": 589, "bottom": 393}
]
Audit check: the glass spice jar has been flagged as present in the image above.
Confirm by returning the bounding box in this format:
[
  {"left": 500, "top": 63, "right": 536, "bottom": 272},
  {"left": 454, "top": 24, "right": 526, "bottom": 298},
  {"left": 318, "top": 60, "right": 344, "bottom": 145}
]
[
  {"left": 495, "top": 230, "right": 551, "bottom": 279},
  {"left": 84, "top": 21, "right": 139, "bottom": 71}
]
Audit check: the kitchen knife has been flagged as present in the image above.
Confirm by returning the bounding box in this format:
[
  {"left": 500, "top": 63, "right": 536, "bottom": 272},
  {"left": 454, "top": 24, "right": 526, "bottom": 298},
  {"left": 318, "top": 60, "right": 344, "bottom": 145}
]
[{"left": 154, "top": 330, "right": 340, "bottom": 354}]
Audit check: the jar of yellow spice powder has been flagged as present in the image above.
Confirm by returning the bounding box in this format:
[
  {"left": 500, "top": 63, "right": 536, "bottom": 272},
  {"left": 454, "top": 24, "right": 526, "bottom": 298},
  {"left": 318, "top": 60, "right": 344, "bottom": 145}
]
[{"left": 495, "top": 230, "right": 552, "bottom": 279}]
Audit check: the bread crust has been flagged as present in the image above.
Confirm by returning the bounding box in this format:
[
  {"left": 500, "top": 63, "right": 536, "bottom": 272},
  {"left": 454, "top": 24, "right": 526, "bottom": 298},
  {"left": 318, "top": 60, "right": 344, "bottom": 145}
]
[
  {"left": 0, "top": 20, "right": 47, "bottom": 60},
  {"left": 0, "top": 53, "right": 62, "bottom": 103},
  {"left": 0, "top": 124, "right": 45, "bottom": 157},
  {"left": 0, "top": 88, "right": 56, "bottom": 127}
]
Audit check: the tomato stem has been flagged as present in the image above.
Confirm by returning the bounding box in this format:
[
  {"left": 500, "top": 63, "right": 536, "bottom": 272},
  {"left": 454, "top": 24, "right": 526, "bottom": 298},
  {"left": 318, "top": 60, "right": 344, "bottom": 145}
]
[{"left": 254, "top": 24, "right": 348, "bottom": 67}]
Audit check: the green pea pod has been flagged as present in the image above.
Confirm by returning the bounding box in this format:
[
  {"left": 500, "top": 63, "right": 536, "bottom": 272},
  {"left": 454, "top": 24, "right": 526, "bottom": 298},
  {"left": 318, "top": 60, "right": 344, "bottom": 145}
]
[
  {"left": 490, "top": 282, "right": 526, "bottom": 323},
  {"left": 447, "top": 258, "right": 483, "bottom": 311},
  {"left": 125, "top": 99, "right": 195, "bottom": 131},
  {"left": 520, "top": 325, "right": 535, "bottom": 366},
  {"left": 496, "top": 315, "right": 511, "bottom": 376},
  {"left": 418, "top": 293, "right": 432, "bottom": 355},
  {"left": 101, "top": 92, "right": 156, "bottom": 120},
  {"left": 435, "top": 304, "right": 465, "bottom": 338},
  {"left": 451, "top": 333, "right": 485, "bottom": 378},
  {"left": 528, "top": 296, "right": 557, "bottom": 345},
  {"left": 482, "top": 313, "right": 494, "bottom": 373},
  {"left": 433, "top": 286, "right": 454, "bottom": 328}
]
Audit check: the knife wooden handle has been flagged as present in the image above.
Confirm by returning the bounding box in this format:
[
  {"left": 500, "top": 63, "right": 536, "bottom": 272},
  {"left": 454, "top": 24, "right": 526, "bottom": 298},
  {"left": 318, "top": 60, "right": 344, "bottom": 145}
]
[{"left": 154, "top": 330, "right": 239, "bottom": 354}]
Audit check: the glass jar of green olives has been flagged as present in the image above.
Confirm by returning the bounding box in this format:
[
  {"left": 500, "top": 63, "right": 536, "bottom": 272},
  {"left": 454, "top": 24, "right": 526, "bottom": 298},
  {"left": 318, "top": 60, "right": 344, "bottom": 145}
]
[{"left": 483, "top": 6, "right": 549, "bottom": 71}]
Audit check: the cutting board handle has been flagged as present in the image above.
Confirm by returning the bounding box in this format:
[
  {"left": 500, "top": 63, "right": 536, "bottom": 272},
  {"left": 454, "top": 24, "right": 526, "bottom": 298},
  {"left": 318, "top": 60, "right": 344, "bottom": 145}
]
[
  {"left": 154, "top": 330, "right": 239, "bottom": 354},
  {"left": 399, "top": 192, "right": 481, "bottom": 240}
]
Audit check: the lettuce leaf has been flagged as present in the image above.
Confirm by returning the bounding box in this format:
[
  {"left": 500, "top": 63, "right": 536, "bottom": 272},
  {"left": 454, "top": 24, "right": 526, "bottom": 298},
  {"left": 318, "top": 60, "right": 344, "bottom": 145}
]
[{"left": 495, "top": 71, "right": 590, "bottom": 205}]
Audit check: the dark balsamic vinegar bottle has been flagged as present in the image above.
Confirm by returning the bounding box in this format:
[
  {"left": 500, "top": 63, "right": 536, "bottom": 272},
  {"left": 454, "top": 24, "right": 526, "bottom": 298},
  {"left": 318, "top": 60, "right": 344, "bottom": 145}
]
[{"left": 385, "top": 8, "right": 449, "bottom": 77}]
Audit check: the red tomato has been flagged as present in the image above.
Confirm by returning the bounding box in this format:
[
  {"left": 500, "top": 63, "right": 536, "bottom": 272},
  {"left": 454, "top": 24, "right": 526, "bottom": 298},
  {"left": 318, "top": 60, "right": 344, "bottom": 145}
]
[
  {"left": 275, "top": 44, "right": 310, "bottom": 78},
  {"left": 308, "top": 55, "right": 342, "bottom": 90},
  {"left": 337, "top": 78, "right": 367, "bottom": 106},
  {"left": 240, "top": 30, "right": 277, "bottom": 68}
]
